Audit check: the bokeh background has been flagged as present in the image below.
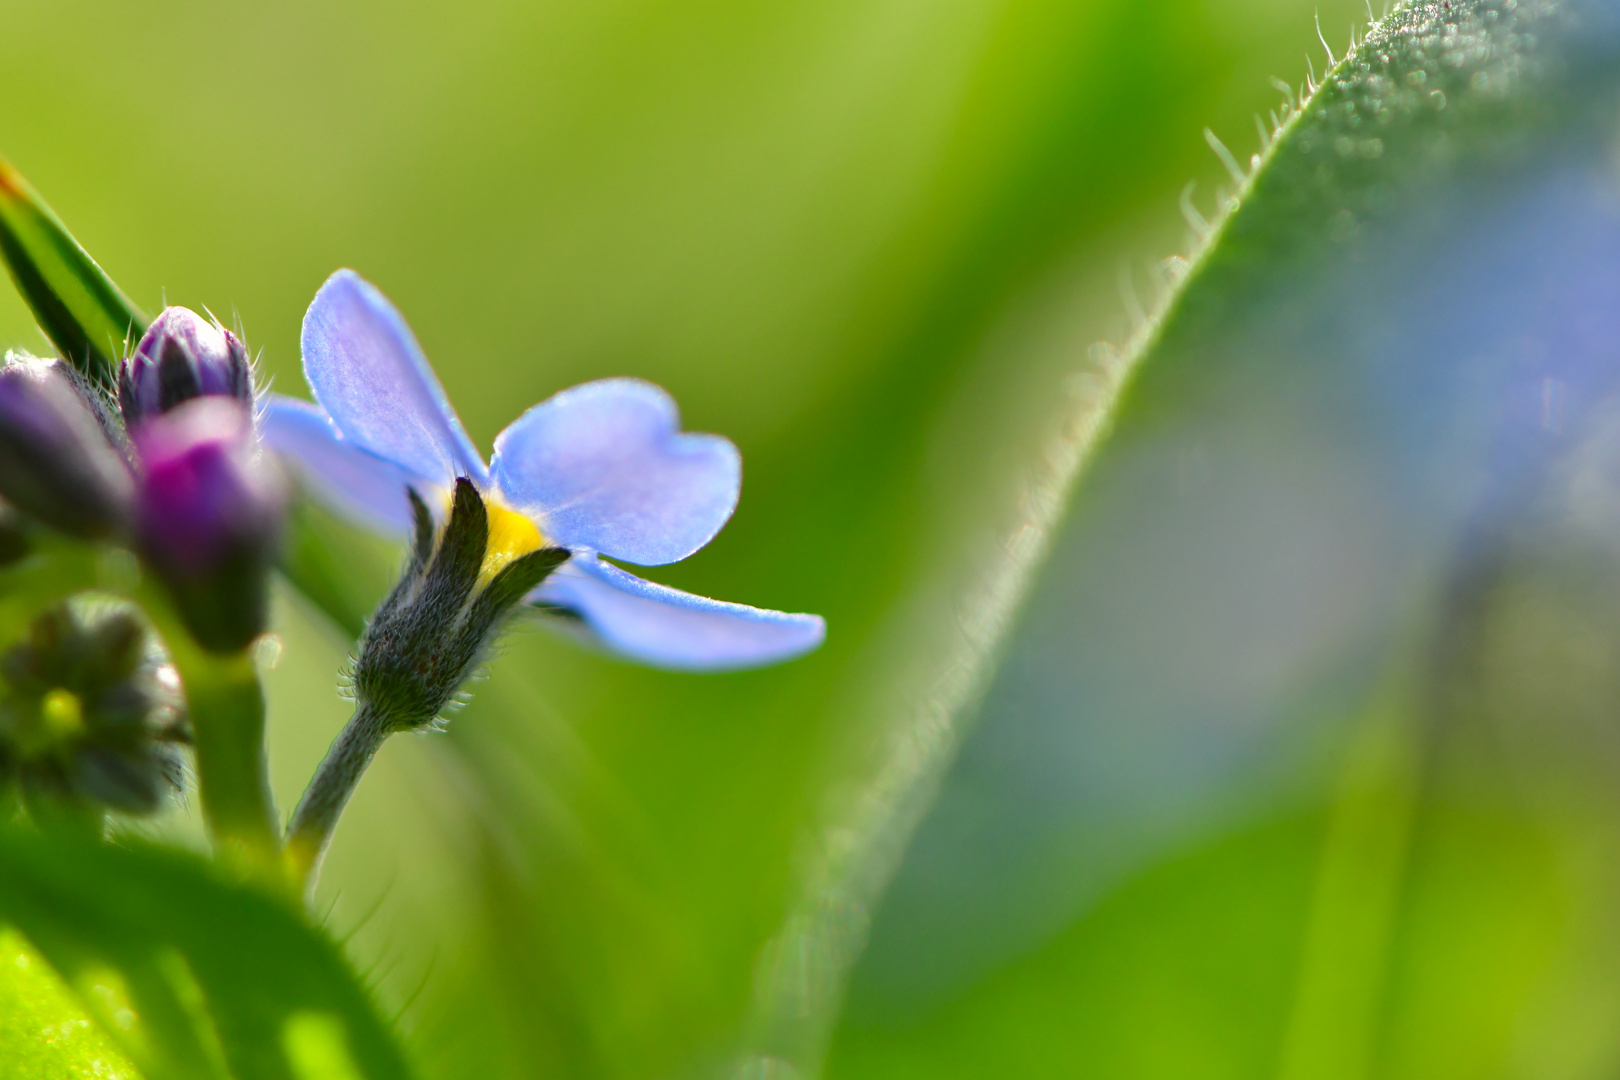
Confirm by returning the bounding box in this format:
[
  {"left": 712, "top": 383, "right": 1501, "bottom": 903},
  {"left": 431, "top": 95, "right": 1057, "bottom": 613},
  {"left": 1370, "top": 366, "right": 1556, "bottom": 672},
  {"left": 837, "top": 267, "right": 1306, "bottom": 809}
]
[{"left": 0, "top": 1, "right": 1505, "bottom": 1078}]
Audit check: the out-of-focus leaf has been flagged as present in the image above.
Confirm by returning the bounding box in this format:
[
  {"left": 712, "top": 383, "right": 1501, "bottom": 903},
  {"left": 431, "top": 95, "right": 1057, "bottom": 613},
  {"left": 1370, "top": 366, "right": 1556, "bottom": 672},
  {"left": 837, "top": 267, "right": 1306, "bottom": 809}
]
[
  {"left": 0, "top": 157, "right": 146, "bottom": 383},
  {"left": 0, "top": 926, "right": 141, "bottom": 1080},
  {"left": 828, "top": 0, "right": 1620, "bottom": 1076},
  {"left": 276, "top": 495, "right": 400, "bottom": 642},
  {"left": 834, "top": 811, "right": 1329, "bottom": 1078},
  {"left": 0, "top": 826, "right": 415, "bottom": 1080}
]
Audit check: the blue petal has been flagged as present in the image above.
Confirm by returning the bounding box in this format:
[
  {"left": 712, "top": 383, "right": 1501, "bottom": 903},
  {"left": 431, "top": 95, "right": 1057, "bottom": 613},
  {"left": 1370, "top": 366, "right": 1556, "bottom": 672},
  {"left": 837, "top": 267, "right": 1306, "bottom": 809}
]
[
  {"left": 260, "top": 394, "right": 424, "bottom": 536},
  {"left": 532, "top": 554, "right": 824, "bottom": 671},
  {"left": 301, "top": 270, "right": 487, "bottom": 487},
  {"left": 490, "top": 378, "right": 740, "bottom": 565}
]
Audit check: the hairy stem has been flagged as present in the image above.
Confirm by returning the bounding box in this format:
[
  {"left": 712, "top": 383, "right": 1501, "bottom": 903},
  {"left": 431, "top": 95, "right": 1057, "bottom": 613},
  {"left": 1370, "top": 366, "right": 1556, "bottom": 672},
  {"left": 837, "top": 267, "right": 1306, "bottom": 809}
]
[{"left": 286, "top": 702, "right": 391, "bottom": 892}]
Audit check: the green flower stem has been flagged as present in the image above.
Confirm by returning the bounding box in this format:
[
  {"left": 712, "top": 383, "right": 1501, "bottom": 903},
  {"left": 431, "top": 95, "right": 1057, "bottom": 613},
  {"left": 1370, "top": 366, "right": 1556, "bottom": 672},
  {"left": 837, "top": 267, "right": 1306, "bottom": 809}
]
[
  {"left": 133, "top": 583, "right": 284, "bottom": 885},
  {"left": 286, "top": 702, "right": 388, "bottom": 891}
]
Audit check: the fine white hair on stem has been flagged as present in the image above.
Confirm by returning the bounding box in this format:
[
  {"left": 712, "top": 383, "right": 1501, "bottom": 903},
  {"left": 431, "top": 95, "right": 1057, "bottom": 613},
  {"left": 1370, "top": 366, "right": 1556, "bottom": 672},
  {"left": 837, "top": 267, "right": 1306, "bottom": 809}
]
[
  {"left": 1160, "top": 255, "right": 1192, "bottom": 290},
  {"left": 1088, "top": 341, "right": 1125, "bottom": 382},
  {"left": 389, "top": 952, "right": 441, "bottom": 1030},
  {"left": 1205, "top": 128, "right": 1248, "bottom": 187},
  {"left": 1117, "top": 265, "right": 1147, "bottom": 332},
  {"left": 1147, "top": 258, "right": 1172, "bottom": 304},
  {"left": 1316, "top": 11, "right": 1337, "bottom": 66},
  {"left": 1179, "top": 181, "right": 1212, "bottom": 241}
]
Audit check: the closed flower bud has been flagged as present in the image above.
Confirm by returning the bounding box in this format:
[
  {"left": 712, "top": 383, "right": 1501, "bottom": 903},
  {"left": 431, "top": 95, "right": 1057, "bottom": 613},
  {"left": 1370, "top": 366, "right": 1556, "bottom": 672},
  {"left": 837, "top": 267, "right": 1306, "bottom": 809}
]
[
  {"left": 0, "top": 604, "right": 187, "bottom": 815},
  {"left": 119, "top": 307, "right": 253, "bottom": 425},
  {"left": 133, "top": 398, "right": 287, "bottom": 653},
  {"left": 0, "top": 353, "right": 133, "bottom": 539}
]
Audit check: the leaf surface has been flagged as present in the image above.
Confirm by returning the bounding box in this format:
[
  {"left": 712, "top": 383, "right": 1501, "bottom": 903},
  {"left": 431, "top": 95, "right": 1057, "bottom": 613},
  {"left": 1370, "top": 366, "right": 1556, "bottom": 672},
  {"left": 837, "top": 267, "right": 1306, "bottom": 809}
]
[
  {"left": 0, "top": 926, "right": 142, "bottom": 1080},
  {"left": 827, "top": 1, "right": 1620, "bottom": 1076},
  {"left": 0, "top": 827, "right": 415, "bottom": 1080}
]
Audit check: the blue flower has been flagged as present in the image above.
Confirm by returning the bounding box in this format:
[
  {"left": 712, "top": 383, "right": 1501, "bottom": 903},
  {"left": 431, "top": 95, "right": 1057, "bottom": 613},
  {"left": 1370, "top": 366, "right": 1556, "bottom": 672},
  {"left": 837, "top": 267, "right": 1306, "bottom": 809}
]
[{"left": 263, "top": 270, "right": 825, "bottom": 671}]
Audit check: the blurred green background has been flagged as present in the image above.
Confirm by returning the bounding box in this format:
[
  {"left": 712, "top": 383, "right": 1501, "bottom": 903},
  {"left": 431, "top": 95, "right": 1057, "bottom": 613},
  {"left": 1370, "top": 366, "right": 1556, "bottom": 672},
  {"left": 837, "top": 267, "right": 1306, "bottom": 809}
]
[{"left": 0, "top": 0, "right": 1374, "bottom": 1077}]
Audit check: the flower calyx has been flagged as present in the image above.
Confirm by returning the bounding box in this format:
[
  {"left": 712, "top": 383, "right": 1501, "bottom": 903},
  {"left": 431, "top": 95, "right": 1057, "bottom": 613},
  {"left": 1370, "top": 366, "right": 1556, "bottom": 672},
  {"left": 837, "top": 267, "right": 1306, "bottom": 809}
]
[{"left": 352, "top": 478, "right": 567, "bottom": 732}]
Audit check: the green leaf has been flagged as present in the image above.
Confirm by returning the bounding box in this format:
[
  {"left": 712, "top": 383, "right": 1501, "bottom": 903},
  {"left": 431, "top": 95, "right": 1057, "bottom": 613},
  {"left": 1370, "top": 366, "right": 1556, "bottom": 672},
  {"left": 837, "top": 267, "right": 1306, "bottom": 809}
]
[
  {"left": 0, "top": 158, "right": 146, "bottom": 383},
  {"left": 826, "top": 0, "right": 1620, "bottom": 1076},
  {"left": 0, "top": 826, "right": 416, "bottom": 1080},
  {"left": 0, "top": 926, "right": 141, "bottom": 1080}
]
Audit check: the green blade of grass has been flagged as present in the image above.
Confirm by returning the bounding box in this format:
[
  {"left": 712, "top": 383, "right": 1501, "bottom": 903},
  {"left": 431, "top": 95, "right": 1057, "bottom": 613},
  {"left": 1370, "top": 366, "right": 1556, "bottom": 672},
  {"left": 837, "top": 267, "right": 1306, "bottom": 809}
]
[{"left": 0, "top": 157, "right": 147, "bottom": 383}]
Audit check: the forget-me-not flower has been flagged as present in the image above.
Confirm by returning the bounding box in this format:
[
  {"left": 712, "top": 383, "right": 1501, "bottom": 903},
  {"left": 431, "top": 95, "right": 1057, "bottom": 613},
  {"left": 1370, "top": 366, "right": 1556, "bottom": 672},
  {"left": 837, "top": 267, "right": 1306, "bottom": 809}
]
[{"left": 263, "top": 270, "right": 825, "bottom": 671}]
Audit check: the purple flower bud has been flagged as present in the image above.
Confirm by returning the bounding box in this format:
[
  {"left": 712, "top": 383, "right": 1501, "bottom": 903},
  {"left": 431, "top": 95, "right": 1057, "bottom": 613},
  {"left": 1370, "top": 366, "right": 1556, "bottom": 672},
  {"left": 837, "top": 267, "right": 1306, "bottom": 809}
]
[
  {"left": 119, "top": 307, "right": 253, "bottom": 425},
  {"left": 133, "top": 398, "right": 286, "bottom": 653},
  {"left": 0, "top": 354, "right": 133, "bottom": 538}
]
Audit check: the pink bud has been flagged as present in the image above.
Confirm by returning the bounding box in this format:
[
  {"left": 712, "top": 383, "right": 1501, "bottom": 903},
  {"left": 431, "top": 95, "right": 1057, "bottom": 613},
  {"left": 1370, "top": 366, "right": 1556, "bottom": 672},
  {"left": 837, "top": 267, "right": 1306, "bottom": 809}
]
[{"left": 134, "top": 398, "right": 285, "bottom": 652}]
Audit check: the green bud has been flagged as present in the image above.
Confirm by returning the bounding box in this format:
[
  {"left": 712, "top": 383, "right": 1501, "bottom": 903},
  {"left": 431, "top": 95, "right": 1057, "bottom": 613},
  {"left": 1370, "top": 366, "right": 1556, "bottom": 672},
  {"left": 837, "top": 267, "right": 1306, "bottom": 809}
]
[{"left": 0, "top": 604, "right": 188, "bottom": 816}]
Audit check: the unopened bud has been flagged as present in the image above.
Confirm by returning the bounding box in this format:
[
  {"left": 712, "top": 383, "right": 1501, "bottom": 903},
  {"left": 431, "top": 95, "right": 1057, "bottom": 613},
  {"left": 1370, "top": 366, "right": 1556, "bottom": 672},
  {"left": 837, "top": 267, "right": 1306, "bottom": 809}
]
[
  {"left": 133, "top": 398, "right": 286, "bottom": 653},
  {"left": 0, "top": 354, "right": 133, "bottom": 539},
  {"left": 0, "top": 604, "right": 187, "bottom": 815},
  {"left": 119, "top": 307, "right": 253, "bottom": 425}
]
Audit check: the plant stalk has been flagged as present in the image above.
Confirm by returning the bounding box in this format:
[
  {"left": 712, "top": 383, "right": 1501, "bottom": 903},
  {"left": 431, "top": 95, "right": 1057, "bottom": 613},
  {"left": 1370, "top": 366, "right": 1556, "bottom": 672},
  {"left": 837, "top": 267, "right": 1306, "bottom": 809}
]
[
  {"left": 286, "top": 702, "right": 391, "bottom": 891},
  {"left": 137, "top": 584, "right": 283, "bottom": 885}
]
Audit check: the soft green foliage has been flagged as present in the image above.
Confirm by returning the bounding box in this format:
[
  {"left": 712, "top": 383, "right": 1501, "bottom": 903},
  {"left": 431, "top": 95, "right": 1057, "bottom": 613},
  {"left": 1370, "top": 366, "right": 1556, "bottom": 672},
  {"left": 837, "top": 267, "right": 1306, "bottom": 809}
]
[
  {"left": 831, "top": 1, "right": 1620, "bottom": 1077},
  {"left": 0, "top": 828, "right": 414, "bottom": 1080},
  {"left": 10, "top": 0, "right": 1616, "bottom": 1078},
  {"left": 0, "top": 928, "right": 138, "bottom": 1080},
  {"left": 0, "top": 0, "right": 1374, "bottom": 1075},
  {"left": 276, "top": 502, "right": 399, "bottom": 643}
]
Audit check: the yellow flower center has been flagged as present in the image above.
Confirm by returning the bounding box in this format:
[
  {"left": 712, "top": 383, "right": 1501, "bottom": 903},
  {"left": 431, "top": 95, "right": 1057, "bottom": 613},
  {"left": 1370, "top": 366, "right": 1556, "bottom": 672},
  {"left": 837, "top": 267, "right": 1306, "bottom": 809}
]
[
  {"left": 41, "top": 688, "right": 84, "bottom": 740},
  {"left": 480, "top": 500, "right": 547, "bottom": 586}
]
